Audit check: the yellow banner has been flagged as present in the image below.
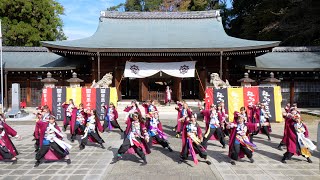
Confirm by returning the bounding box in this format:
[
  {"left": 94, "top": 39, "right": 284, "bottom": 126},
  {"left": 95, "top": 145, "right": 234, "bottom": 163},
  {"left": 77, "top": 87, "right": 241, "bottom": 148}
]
[
  {"left": 227, "top": 88, "right": 244, "bottom": 121},
  {"left": 66, "top": 87, "right": 82, "bottom": 106},
  {"left": 109, "top": 87, "right": 118, "bottom": 107},
  {"left": 274, "top": 86, "right": 283, "bottom": 122}
]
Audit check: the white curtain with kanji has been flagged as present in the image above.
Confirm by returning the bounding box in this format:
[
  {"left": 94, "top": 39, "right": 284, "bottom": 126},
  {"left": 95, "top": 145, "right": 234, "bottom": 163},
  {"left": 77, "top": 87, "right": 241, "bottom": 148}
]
[{"left": 124, "top": 61, "right": 196, "bottom": 78}]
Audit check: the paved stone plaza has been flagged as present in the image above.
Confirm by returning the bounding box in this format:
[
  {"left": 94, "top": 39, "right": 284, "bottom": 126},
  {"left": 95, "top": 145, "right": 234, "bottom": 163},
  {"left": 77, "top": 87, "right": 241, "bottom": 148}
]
[{"left": 0, "top": 112, "right": 319, "bottom": 180}]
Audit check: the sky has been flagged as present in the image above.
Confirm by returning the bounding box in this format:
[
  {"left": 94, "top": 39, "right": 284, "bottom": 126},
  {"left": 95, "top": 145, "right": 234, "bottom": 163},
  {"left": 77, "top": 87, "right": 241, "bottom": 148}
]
[
  {"left": 57, "top": 0, "right": 124, "bottom": 40},
  {"left": 57, "top": 0, "right": 231, "bottom": 40}
]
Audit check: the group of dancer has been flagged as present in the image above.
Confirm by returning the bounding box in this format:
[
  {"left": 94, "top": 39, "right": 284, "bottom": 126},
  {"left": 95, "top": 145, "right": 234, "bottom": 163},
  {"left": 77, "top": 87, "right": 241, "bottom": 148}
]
[{"left": 0, "top": 99, "right": 316, "bottom": 167}]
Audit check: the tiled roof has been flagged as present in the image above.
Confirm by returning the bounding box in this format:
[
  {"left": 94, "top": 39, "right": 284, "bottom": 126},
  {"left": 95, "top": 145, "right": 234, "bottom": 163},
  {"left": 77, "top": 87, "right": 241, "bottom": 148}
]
[
  {"left": 3, "top": 46, "right": 48, "bottom": 52},
  {"left": 246, "top": 50, "right": 320, "bottom": 71},
  {"left": 42, "top": 11, "right": 279, "bottom": 54},
  {"left": 2, "top": 51, "right": 83, "bottom": 71}
]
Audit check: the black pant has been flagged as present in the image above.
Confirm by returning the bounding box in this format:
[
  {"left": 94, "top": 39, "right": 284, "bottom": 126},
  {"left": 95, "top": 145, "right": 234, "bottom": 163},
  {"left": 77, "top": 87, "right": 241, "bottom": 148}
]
[
  {"left": 64, "top": 116, "right": 71, "bottom": 126},
  {"left": 202, "top": 127, "right": 225, "bottom": 148},
  {"left": 81, "top": 131, "right": 104, "bottom": 146},
  {"left": 181, "top": 141, "right": 207, "bottom": 160},
  {"left": 260, "top": 125, "right": 270, "bottom": 138},
  {"left": 283, "top": 152, "right": 293, "bottom": 160},
  {"left": 0, "top": 146, "right": 14, "bottom": 159},
  {"left": 148, "top": 134, "right": 169, "bottom": 148},
  {"left": 231, "top": 143, "right": 253, "bottom": 161},
  {"left": 71, "top": 123, "right": 85, "bottom": 140},
  {"left": 103, "top": 120, "right": 123, "bottom": 131},
  {"left": 36, "top": 142, "right": 66, "bottom": 161},
  {"left": 118, "top": 138, "right": 145, "bottom": 160}
]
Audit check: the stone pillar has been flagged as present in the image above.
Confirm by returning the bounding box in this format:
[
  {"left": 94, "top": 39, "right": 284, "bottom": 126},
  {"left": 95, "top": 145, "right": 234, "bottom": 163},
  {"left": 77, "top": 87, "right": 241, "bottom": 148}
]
[
  {"left": 66, "top": 72, "right": 84, "bottom": 87},
  {"left": 41, "top": 72, "right": 58, "bottom": 88},
  {"left": 237, "top": 73, "right": 255, "bottom": 87}
]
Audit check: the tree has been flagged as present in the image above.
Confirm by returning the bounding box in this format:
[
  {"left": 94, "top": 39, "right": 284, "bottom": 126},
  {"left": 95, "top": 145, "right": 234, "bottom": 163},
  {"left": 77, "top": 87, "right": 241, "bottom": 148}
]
[
  {"left": 0, "top": 0, "right": 66, "bottom": 46},
  {"left": 226, "top": 0, "right": 320, "bottom": 46},
  {"left": 124, "top": 0, "right": 143, "bottom": 11}
]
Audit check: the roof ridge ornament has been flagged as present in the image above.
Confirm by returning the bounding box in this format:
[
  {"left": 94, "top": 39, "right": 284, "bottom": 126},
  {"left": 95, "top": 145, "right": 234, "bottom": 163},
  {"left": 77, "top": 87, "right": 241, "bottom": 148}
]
[{"left": 100, "top": 10, "right": 221, "bottom": 19}]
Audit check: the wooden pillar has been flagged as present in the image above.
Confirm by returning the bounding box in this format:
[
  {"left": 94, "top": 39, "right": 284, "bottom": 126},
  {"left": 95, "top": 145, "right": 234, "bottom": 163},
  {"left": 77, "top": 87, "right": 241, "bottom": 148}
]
[
  {"left": 26, "top": 78, "right": 31, "bottom": 107},
  {"left": 199, "top": 68, "right": 207, "bottom": 100},
  {"left": 224, "top": 56, "right": 229, "bottom": 81},
  {"left": 91, "top": 57, "right": 96, "bottom": 81},
  {"left": 139, "top": 78, "right": 148, "bottom": 101},
  {"left": 115, "top": 68, "right": 123, "bottom": 100},
  {"left": 97, "top": 52, "right": 101, "bottom": 80},
  {"left": 219, "top": 51, "right": 223, "bottom": 79},
  {"left": 173, "top": 77, "right": 182, "bottom": 101},
  {"left": 290, "top": 80, "right": 295, "bottom": 105},
  {"left": 4, "top": 71, "right": 8, "bottom": 110}
]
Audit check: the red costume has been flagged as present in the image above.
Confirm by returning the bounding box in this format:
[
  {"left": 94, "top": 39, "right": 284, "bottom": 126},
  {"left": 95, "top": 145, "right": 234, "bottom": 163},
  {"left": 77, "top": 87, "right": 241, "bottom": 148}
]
[
  {"left": 62, "top": 103, "right": 77, "bottom": 132},
  {"left": 34, "top": 121, "right": 71, "bottom": 165},
  {"left": 103, "top": 105, "right": 123, "bottom": 132},
  {"left": 0, "top": 121, "right": 19, "bottom": 161}
]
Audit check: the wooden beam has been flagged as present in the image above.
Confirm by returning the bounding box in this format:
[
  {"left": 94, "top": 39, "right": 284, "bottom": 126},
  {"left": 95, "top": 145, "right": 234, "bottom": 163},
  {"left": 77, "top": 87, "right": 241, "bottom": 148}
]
[
  {"left": 97, "top": 52, "right": 101, "bottom": 80},
  {"left": 220, "top": 51, "right": 223, "bottom": 79},
  {"left": 173, "top": 77, "right": 182, "bottom": 101},
  {"left": 115, "top": 68, "right": 123, "bottom": 100},
  {"left": 290, "top": 80, "right": 295, "bottom": 105},
  {"left": 139, "top": 78, "right": 148, "bottom": 101}
]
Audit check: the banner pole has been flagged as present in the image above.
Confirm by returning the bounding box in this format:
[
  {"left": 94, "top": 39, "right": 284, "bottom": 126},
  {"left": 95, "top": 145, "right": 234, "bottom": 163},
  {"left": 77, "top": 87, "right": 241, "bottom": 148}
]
[{"left": 116, "top": 57, "right": 133, "bottom": 91}]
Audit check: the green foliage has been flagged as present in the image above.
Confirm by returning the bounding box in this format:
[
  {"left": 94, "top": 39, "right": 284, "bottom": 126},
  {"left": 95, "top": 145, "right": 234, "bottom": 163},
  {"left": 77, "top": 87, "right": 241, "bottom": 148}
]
[
  {"left": 108, "top": 0, "right": 225, "bottom": 12},
  {"left": 226, "top": 0, "right": 320, "bottom": 46},
  {"left": 0, "top": 0, "right": 66, "bottom": 46},
  {"left": 125, "top": 0, "right": 143, "bottom": 11}
]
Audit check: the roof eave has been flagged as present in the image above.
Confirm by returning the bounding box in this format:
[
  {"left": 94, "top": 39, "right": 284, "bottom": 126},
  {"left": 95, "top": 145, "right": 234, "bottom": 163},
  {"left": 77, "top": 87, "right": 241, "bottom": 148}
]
[
  {"left": 5, "top": 67, "right": 77, "bottom": 72},
  {"left": 245, "top": 66, "right": 320, "bottom": 72},
  {"left": 42, "top": 42, "right": 280, "bottom": 54}
]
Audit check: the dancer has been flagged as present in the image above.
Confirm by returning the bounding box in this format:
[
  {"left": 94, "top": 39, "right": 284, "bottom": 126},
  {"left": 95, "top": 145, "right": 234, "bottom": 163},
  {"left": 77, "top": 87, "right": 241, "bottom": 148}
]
[
  {"left": 146, "top": 112, "right": 173, "bottom": 152},
  {"left": 165, "top": 86, "right": 172, "bottom": 106},
  {"left": 34, "top": 115, "right": 72, "bottom": 167},
  {"left": 281, "top": 114, "right": 315, "bottom": 163},
  {"left": 278, "top": 104, "right": 300, "bottom": 150},
  {"left": 115, "top": 112, "right": 150, "bottom": 165},
  {"left": 79, "top": 109, "right": 105, "bottom": 150},
  {"left": 34, "top": 105, "right": 51, "bottom": 152},
  {"left": 239, "top": 107, "right": 259, "bottom": 143},
  {"left": 0, "top": 114, "right": 21, "bottom": 163},
  {"left": 70, "top": 103, "right": 87, "bottom": 142},
  {"left": 217, "top": 103, "right": 229, "bottom": 136},
  {"left": 254, "top": 103, "right": 272, "bottom": 141},
  {"left": 200, "top": 104, "right": 226, "bottom": 149},
  {"left": 228, "top": 112, "right": 256, "bottom": 165},
  {"left": 103, "top": 102, "right": 123, "bottom": 132},
  {"left": 124, "top": 100, "right": 141, "bottom": 124},
  {"left": 179, "top": 113, "right": 211, "bottom": 165},
  {"left": 142, "top": 100, "right": 158, "bottom": 115},
  {"left": 175, "top": 102, "right": 192, "bottom": 138},
  {"left": 62, "top": 99, "right": 77, "bottom": 132}
]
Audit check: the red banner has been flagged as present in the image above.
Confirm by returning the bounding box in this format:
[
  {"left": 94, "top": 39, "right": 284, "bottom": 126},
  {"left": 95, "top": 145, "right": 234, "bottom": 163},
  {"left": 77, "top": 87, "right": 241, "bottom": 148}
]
[
  {"left": 81, "top": 88, "right": 96, "bottom": 110},
  {"left": 243, "top": 87, "right": 259, "bottom": 108},
  {"left": 205, "top": 88, "right": 213, "bottom": 109},
  {"left": 41, "top": 88, "right": 52, "bottom": 111}
]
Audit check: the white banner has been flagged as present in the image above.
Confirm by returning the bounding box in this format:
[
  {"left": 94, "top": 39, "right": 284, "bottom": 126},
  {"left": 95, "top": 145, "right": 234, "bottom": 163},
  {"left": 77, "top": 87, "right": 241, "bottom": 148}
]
[{"left": 124, "top": 61, "right": 196, "bottom": 78}]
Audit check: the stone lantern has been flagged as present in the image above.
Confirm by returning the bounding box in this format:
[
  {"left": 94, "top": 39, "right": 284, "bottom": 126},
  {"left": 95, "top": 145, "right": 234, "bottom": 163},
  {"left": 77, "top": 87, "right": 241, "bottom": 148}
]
[
  {"left": 261, "top": 72, "right": 281, "bottom": 86},
  {"left": 41, "top": 72, "right": 58, "bottom": 88},
  {"left": 66, "top": 72, "right": 84, "bottom": 87},
  {"left": 237, "top": 73, "right": 255, "bottom": 87}
]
